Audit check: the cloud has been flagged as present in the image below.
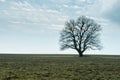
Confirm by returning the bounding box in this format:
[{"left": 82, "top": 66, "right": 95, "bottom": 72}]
[
  {"left": 72, "top": 0, "right": 120, "bottom": 26},
  {"left": 1, "top": 0, "right": 118, "bottom": 34},
  {"left": 49, "top": 24, "right": 64, "bottom": 31},
  {"left": 0, "top": 1, "right": 68, "bottom": 33},
  {"left": 63, "top": 4, "right": 82, "bottom": 9},
  {"left": 103, "top": 0, "right": 120, "bottom": 25},
  {"left": 0, "top": 0, "right": 5, "bottom": 2},
  {"left": 100, "top": 0, "right": 117, "bottom": 12}
]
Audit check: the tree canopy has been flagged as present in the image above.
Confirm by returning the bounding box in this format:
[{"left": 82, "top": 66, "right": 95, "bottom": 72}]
[{"left": 60, "top": 16, "right": 102, "bottom": 57}]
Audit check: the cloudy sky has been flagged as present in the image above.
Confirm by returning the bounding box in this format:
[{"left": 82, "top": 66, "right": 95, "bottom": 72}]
[{"left": 0, "top": 0, "right": 120, "bottom": 55}]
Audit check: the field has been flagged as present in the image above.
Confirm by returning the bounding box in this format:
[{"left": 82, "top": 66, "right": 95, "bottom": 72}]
[{"left": 0, "top": 54, "right": 120, "bottom": 80}]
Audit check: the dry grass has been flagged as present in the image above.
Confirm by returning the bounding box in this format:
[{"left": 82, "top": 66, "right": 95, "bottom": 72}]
[{"left": 0, "top": 54, "right": 120, "bottom": 80}]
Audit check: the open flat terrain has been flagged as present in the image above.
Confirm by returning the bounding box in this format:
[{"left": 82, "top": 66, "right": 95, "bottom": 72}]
[{"left": 0, "top": 54, "right": 120, "bottom": 80}]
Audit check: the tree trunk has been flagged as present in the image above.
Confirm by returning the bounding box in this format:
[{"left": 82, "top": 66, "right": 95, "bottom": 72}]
[
  {"left": 77, "top": 50, "right": 83, "bottom": 57},
  {"left": 79, "top": 52, "right": 83, "bottom": 57}
]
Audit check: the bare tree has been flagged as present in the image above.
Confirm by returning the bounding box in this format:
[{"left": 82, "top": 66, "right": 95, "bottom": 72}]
[{"left": 60, "top": 16, "right": 102, "bottom": 57}]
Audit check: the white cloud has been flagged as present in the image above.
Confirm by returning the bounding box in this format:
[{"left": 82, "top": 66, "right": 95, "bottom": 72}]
[
  {"left": 63, "top": 4, "right": 82, "bottom": 9},
  {"left": 0, "top": 1, "right": 68, "bottom": 33},
  {"left": 0, "top": 0, "right": 5, "bottom": 2},
  {"left": 1, "top": 0, "right": 119, "bottom": 33},
  {"left": 71, "top": 5, "right": 81, "bottom": 9},
  {"left": 78, "top": 0, "right": 86, "bottom": 2},
  {"left": 63, "top": 4, "right": 69, "bottom": 8},
  {"left": 49, "top": 24, "right": 64, "bottom": 31},
  {"left": 89, "top": 16, "right": 109, "bottom": 26},
  {"left": 101, "top": 0, "right": 117, "bottom": 12},
  {"left": 46, "top": 9, "right": 59, "bottom": 14}
]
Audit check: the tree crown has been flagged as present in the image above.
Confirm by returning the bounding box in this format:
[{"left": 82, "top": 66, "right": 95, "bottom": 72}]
[{"left": 60, "top": 16, "right": 102, "bottom": 56}]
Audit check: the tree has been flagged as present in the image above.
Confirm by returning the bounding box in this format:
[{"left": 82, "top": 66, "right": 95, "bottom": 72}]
[{"left": 60, "top": 16, "right": 102, "bottom": 57}]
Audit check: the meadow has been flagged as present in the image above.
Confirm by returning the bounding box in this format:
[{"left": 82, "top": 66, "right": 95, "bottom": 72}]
[{"left": 0, "top": 54, "right": 120, "bottom": 80}]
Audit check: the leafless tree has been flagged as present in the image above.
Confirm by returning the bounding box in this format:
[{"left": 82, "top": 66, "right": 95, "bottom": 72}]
[{"left": 60, "top": 16, "right": 102, "bottom": 57}]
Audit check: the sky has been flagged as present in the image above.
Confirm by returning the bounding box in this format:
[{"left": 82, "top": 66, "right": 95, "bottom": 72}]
[{"left": 0, "top": 0, "right": 120, "bottom": 55}]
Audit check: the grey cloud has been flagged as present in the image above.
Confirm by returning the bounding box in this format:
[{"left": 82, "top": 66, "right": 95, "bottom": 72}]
[{"left": 104, "top": 0, "right": 120, "bottom": 24}]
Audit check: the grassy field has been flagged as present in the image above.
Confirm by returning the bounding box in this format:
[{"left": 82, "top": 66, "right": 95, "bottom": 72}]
[{"left": 0, "top": 54, "right": 120, "bottom": 80}]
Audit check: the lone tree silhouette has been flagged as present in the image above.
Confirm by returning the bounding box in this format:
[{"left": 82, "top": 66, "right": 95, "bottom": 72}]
[{"left": 60, "top": 16, "right": 102, "bottom": 57}]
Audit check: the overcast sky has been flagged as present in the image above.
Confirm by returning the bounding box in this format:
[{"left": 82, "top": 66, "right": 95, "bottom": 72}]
[{"left": 0, "top": 0, "right": 120, "bottom": 55}]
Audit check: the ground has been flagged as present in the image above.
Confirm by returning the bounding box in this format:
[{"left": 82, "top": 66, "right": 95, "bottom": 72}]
[{"left": 0, "top": 54, "right": 120, "bottom": 80}]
